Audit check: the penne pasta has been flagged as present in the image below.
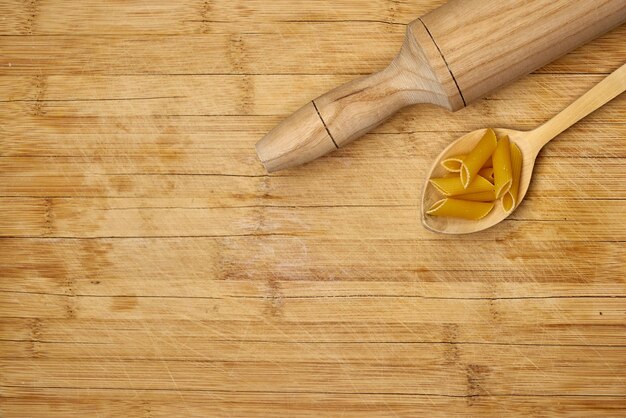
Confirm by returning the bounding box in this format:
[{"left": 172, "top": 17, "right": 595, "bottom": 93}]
[
  {"left": 478, "top": 167, "right": 494, "bottom": 182},
  {"left": 456, "top": 191, "right": 496, "bottom": 202},
  {"left": 427, "top": 129, "right": 527, "bottom": 223},
  {"left": 502, "top": 142, "right": 523, "bottom": 212},
  {"left": 427, "top": 198, "right": 494, "bottom": 220},
  {"left": 441, "top": 154, "right": 466, "bottom": 172},
  {"left": 492, "top": 135, "right": 513, "bottom": 199},
  {"left": 429, "top": 175, "right": 494, "bottom": 197},
  {"left": 460, "top": 129, "right": 497, "bottom": 189}
]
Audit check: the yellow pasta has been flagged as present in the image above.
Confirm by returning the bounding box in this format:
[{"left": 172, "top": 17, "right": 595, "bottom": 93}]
[
  {"left": 478, "top": 167, "right": 494, "bottom": 182},
  {"left": 460, "top": 129, "right": 497, "bottom": 189},
  {"left": 427, "top": 198, "right": 494, "bottom": 220},
  {"left": 429, "top": 175, "right": 494, "bottom": 197},
  {"left": 427, "top": 129, "right": 526, "bottom": 222},
  {"left": 502, "top": 142, "right": 523, "bottom": 212},
  {"left": 492, "top": 135, "right": 513, "bottom": 199},
  {"left": 456, "top": 191, "right": 496, "bottom": 202},
  {"left": 441, "top": 154, "right": 492, "bottom": 173},
  {"left": 441, "top": 154, "right": 466, "bottom": 172}
]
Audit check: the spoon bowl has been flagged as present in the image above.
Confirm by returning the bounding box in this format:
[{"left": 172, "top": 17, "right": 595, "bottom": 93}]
[
  {"left": 420, "top": 62, "right": 625, "bottom": 234},
  {"left": 421, "top": 128, "right": 538, "bottom": 234}
]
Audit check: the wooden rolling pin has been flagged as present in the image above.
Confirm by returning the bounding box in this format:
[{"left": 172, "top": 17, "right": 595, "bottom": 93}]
[{"left": 255, "top": 0, "right": 626, "bottom": 172}]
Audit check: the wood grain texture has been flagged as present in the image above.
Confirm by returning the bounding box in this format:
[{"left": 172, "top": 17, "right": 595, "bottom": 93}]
[{"left": 0, "top": 0, "right": 625, "bottom": 416}]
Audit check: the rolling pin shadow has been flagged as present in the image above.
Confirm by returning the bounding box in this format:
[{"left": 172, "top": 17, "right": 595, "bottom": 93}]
[{"left": 255, "top": 0, "right": 626, "bottom": 172}]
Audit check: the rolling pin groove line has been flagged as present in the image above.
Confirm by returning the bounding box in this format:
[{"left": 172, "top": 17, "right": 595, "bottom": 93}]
[
  {"left": 418, "top": 18, "right": 466, "bottom": 106},
  {"left": 312, "top": 100, "right": 338, "bottom": 149}
]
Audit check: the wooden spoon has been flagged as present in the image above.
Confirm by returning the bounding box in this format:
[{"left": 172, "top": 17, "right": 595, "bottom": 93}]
[{"left": 421, "top": 62, "right": 626, "bottom": 234}]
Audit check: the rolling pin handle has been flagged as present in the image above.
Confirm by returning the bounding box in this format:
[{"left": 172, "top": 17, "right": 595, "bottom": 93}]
[
  {"left": 255, "top": 20, "right": 464, "bottom": 172},
  {"left": 255, "top": 101, "right": 337, "bottom": 173}
]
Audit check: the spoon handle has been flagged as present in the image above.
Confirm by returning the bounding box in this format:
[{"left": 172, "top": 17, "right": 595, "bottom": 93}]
[{"left": 530, "top": 63, "right": 626, "bottom": 149}]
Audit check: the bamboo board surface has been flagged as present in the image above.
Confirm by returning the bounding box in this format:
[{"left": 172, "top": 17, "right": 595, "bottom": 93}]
[{"left": 1, "top": 1, "right": 625, "bottom": 416}]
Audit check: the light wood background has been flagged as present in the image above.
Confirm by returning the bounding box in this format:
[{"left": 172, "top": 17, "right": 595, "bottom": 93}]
[{"left": 1, "top": 1, "right": 625, "bottom": 416}]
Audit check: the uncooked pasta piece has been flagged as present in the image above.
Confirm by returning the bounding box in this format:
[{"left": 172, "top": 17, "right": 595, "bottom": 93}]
[
  {"left": 427, "top": 198, "right": 494, "bottom": 220},
  {"left": 492, "top": 135, "right": 512, "bottom": 199},
  {"left": 502, "top": 142, "right": 523, "bottom": 212},
  {"left": 478, "top": 167, "right": 494, "bottom": 182},
  {"left": 442, "top": 155, "right": 492, "bottom": 173},
  {"left": 429, "top": 175, "right": 494, "bottom": 197},
  {"left": 460, "top": 129, "right": 497, "bottom": 189},
  {"left": 441, "top": 154, "right": 466, "bottom": 172},
  {"left": 456, "top": 191, "right": 496, "bottom": 202}
]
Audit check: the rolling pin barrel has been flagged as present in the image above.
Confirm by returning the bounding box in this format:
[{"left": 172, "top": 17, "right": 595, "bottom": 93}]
[{"left": 256, "top": 0, "right": 626, "bottom": 172}]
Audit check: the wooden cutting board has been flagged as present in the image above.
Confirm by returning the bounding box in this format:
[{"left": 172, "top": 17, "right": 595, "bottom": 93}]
[{"left": 1, "top": 1, "right": 625, "bottom": 416}]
